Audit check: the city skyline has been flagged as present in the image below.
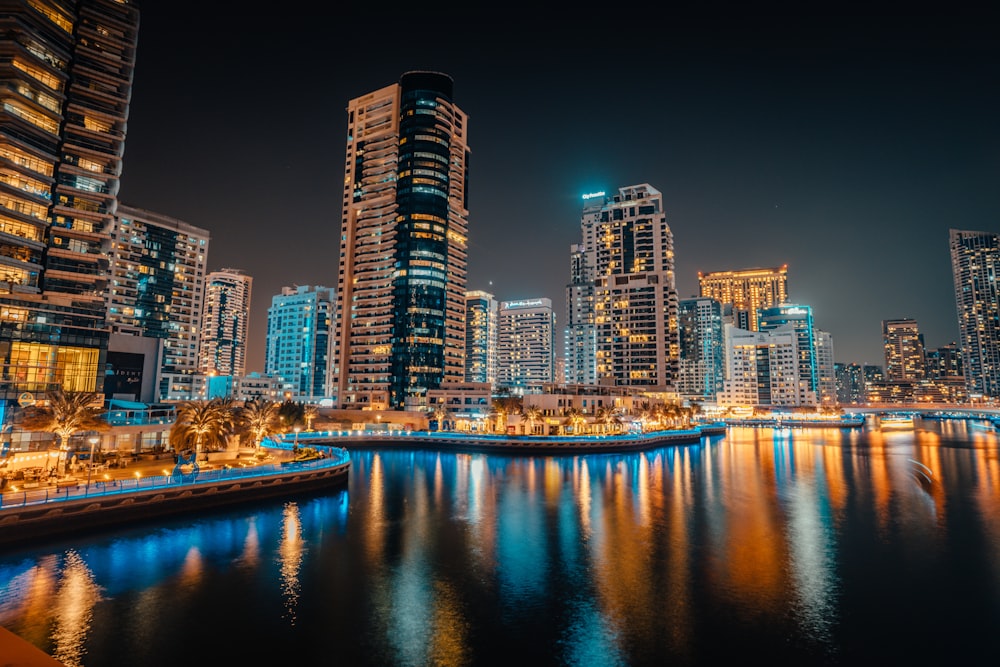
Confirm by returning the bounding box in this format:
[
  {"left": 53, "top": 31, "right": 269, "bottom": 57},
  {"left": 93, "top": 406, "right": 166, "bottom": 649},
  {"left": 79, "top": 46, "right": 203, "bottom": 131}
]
[{"left": 118, "top": 8, "right": 999, "bottom": 372}]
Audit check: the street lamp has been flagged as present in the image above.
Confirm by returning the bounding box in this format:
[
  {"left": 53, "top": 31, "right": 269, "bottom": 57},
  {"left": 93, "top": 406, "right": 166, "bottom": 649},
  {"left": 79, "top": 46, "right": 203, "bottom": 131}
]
[
  {"left": 293, "top": 426, "right": 301, "bottom": 454},
  {"left": 86, "top": 435, "right": 99, "bottom": 493}
]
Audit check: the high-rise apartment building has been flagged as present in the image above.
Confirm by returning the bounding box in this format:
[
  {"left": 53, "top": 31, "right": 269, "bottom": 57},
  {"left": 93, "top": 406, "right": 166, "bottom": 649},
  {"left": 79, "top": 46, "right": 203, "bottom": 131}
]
[
  {"left": 720, "top": 324, "right": 803, "bottom": 407},
  {"left": 564, "top": 192, "right": 604, "bottom": 386},
  {"left": 464, "top": 290, "right": 497, "bottom": 385},
  {"left": 333, "top": 71, "right": 469, "bottom": 410},
  {"left": 815, "top": 329, "right": 836, "bottom": 405},
  {"left": 588, "top": 185, "right": 679, "bottom": 390},
  {"left": 881, "top": 318, "right": 925, "bottom": 381},
  {"left": 497, "top": 298, "right": 555, "bottom": 391},
  {"left": 950, "top": 229, "right": 1000, "bottom": 398},
  {"left": 107, "top": 204, "right": 209, "bottom": 378},
  {"left": 835, "top": 362, "right": 865, "bottom": 405},
  {"left": 925, "top": 343, "right": 963, "bottom": 379},
  {"left": 698, "top": 266, "right": 788, "bottom": 331},
  {"left": 759, "top": 304, "right": 818, "bottom": 405},
  {"left": 265, "top": 285, "right": 333, "bottom": 402},
  {"left": 0, "top": 0, "right": 139, "bottom": 410},
  {"left": 677, "top": 297, "right": 723, "bottom": 401},
  {"left": 199, "top": 268, "right": 252, "bottom": 378}
]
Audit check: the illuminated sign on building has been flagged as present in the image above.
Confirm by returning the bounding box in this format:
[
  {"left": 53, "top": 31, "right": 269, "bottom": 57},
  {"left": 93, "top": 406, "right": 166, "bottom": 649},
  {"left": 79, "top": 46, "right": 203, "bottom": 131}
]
[
  {"left": 503, "top": 299, "right": 544, "bottom": 309},
  {"left": 582, "top": 191, "right": 605, "bottom": 200}
]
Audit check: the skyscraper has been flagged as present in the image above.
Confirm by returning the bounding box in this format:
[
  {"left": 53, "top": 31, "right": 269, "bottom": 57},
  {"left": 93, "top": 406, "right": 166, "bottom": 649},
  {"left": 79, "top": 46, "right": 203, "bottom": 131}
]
[
  {"left": 759, "top": 304, "right": 819, "bottom": 405},
  {"left": 333, "top": 71, "right": 469, "bottom": 410},
  {"left": 265, "top": 285, "right": 333, "bottom": 402},
  {"left": 589, "top": 185, "right": 679, "bottom": 391},
  {"left": 881, "top": 318, "right": 925, "bottom": 381},
  {"left": 0, "top": 0, "right": 139, "bottom": 409},
  {"left": 497, "top": 298, "right": 555, "bottom": 391},
  {"left": 698, "top": 266, "right": 788, "bottom": 331},
  {"left": 677, "top": 297, "right": 723, "bottom": 401},
  {"left": 563, "top": 192, "right": 603, "bottom": 386},
  {"left": 950, "top": 229, "right": 1000, "bottom": 399},
  {"left": 199, "top": 268, "right": 252, "bottom": 378},
  {"left": 464, "top": 290, "right": 497, "bottom": 385},
  {"left": 107, "top": 204, "right": 209, "bottom": 380}
]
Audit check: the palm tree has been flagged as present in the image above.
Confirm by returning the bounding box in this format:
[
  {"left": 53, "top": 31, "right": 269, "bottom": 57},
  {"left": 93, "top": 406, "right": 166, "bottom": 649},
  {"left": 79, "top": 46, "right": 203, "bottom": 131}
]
[
  {"left": 170, "top": 399, "right": 232, "bottom": 455},
  {"left": 489, "top": 396, "right": 521, "bottom": 434},
  {"left": 277, "top": 400, "right": 304, "bottom": 431},
  {"left": 432, "top": 404, "right": 451, "bottom": 431},
  {"left": 595, "top": 405, "right": 619, "bottom": 433},
  {"left": 303, "top": 403, "right": 320, "bottom": 431},
  {"left": 18, "top": 389, "right": 109, "bottom": 474},
  {"left": 563, "top": 406, "right": 587, "bottom": 434},
  {"left": 523, "top": 405, "right": 542, "bottom": 435},
  {"left": 240, "top": 399, "right": 281, "bottom": 448}
]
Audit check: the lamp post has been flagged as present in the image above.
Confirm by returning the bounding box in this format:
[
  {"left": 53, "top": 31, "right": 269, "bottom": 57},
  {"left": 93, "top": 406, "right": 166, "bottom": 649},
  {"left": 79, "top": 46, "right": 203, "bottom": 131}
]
[
  {"left": 86, "top": 435, "right": 99, "bottom": 493},
  {"left": 293, "top": 426, "right": 301, "bottom": 454}
]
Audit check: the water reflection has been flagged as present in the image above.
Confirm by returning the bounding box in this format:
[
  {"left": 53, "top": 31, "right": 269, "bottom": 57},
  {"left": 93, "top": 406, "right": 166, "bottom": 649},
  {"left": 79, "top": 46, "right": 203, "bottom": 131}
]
[
  {"left": 3, "top": 424, "right": 1000, "bottom": 665},
  {"left": 50, "top": 550, "right": 102, "bottom": 667},
  {"left": 278, "top": 502, "right": 303, "bottom": 625}
]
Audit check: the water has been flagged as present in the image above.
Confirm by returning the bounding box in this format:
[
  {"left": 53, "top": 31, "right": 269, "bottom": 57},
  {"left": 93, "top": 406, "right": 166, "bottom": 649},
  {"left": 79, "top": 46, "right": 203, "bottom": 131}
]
[{"left": 3, "top": 420, "right": 1000, "bottom": 666}]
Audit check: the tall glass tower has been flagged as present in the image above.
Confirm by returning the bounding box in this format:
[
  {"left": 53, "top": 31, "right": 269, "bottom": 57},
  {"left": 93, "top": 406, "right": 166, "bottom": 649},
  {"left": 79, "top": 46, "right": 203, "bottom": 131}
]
[
  {"left": 0, "top": 0, "right": 139, "bottom": 410},
  {"left": 334, "top": 71, "right": 469, "bottom": 410},
  {"left": 950, "top": 228, "right": 1000, "bottom": 399},
  {"left": 265, "top": 285, "right": 334, "bottom": 402}
]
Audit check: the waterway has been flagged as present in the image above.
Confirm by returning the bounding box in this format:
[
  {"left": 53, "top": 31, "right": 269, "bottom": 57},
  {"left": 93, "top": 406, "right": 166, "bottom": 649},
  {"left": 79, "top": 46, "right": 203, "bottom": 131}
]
[{"left": 2, "top": 419, "right": 1000, "bottom": 666}]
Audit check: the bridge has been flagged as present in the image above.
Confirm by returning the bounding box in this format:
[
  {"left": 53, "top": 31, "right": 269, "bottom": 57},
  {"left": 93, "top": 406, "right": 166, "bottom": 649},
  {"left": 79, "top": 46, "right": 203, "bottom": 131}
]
[{"left": 840, "top": 404, "right": 1000, "bottom": 419}]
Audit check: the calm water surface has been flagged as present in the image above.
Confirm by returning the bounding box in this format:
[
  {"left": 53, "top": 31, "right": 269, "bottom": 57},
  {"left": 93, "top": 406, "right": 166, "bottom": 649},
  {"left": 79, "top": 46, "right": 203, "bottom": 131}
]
[{"left": 3, "top": 420, "right": 1000, "bottom": 666}]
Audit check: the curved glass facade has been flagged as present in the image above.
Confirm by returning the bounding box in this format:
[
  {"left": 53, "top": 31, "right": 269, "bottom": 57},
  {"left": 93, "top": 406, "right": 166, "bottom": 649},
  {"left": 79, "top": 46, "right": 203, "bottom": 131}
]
[{"left": 335, "top": 71, "right": 469, "bottom": 410}]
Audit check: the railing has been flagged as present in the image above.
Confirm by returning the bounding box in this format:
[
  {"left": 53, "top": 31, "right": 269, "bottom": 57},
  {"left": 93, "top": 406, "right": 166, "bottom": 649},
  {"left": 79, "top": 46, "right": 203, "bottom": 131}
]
[
  {"left": 266, "top": 425, "right": 722, "bottom": 447},
  {"left": 0, "top": 447, "right": 350, "bottom": 510}
]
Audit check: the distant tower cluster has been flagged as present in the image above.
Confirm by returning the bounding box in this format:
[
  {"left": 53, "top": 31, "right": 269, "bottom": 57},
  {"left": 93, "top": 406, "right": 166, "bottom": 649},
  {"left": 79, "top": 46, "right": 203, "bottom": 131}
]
[
  {"left": 333, "top": 71, "right": 469, "bottom": 410},
  {"left": 199, "top": 268, "right": 252, "bottom": 378}
]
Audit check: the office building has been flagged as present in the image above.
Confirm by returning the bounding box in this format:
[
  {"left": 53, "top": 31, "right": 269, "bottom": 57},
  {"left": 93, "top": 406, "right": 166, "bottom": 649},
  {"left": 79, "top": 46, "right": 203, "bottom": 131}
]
[
  {"left": 265, "top": 284, "right": 334, "bottom": 402},
  {"left": 882, "top": 318, "right": 925, "bottom": 381},
  {"left": 0, "top": 0, "right": 139, "bottom": 411},
  {"left": 588, "top": 185, "right": 679, "bottom": 390},
  {"left": 464, "top": 290, "right": 497, "bottom": 385},
  {"left": 677, "top": 297, "right": 723, "bottom": 401},
  {"left": 497, "top": 298, "right": 555, "bottom": 391},
  {"left": 198, "top": 268, "right": 252, "bottom": 378},
  {"left": 950, "top": 229, "right": 1000, "bottom": 398},
  {"left": 333, "top": 71, "right": 469, "bottom": 410},
  {"left": 698, "top": 266, "right": 788, "bottom": 331},
  {"left": 107, "top": 204, "right": 209, "bottom": 384}
]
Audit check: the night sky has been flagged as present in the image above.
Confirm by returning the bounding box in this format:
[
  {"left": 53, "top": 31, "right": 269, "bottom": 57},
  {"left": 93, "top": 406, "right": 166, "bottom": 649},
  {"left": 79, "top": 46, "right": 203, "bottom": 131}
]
[{"left": 118, "top": 7, "right": 999, "bottom": 374}]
